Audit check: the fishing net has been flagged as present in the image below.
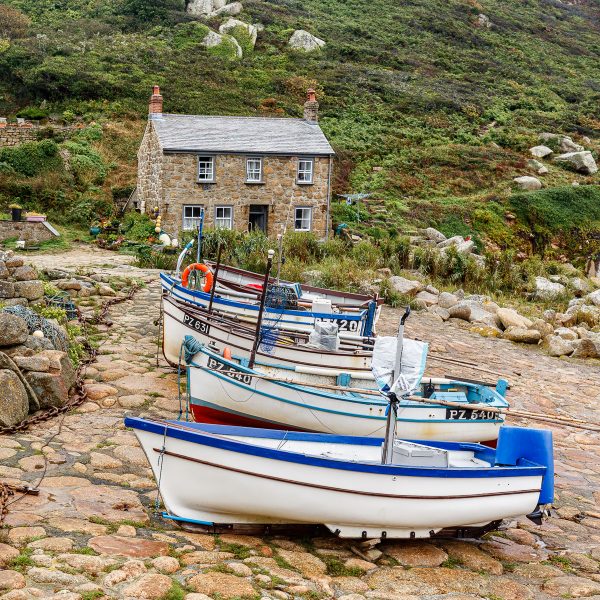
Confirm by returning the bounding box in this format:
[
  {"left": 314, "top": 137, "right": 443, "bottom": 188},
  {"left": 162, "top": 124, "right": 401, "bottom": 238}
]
[
  {"left": 1, "top": 305, "right": 69, "bottom": 352},
  {"left": 258, "top": 283, "right": 294, "bottom": 354}
]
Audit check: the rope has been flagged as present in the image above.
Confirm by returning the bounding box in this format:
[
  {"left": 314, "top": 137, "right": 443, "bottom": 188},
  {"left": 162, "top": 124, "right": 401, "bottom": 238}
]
[
  {"left": 154, "top": 422, "right": 168, "bottom": 514},
  {"left": 182, "top": 335, "right": 204, "bottom": 364}
]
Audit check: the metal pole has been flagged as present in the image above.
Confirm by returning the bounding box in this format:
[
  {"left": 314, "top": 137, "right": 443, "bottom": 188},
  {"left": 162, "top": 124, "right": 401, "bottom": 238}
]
[
  {"left": 208, "top": 244, "right": 222, "bottom": 314},
  {"left": 249, "top": 249, "right": 275, "bottom": 369},
  {"left": 381, "top": 393, "right": 399, "bottom": 465},
  {"left": 196, "top": 208, "right": 205, "bottom": 264},
  {"left": 393, "top": 306, "right": 411, "bottom": 384},
  {"left": 276, "top": 234, "right": 284, "bottom": 284},
  {"left": 382, "top": 306, "right": 411, "bottom": 465}
]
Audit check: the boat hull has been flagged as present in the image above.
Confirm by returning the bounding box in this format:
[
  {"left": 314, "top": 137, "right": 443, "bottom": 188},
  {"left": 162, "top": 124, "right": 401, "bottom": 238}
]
[
  {"left": 187, "top": 346, "right": 506, "bottom": 442},
  {"left": 161, "top": 273, "right": 374, "bottom": 335},
  {"left": 162, "top": 296, "right": 372, "bottom": 371},
  {"left": 127, "top": 418, "right": 547, "bottom": 539}
]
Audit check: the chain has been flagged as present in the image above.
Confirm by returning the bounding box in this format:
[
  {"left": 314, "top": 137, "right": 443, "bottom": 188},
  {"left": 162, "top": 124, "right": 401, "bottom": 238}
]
[{"left": 0, "top": 283, "right": 141, "bottom": 523}]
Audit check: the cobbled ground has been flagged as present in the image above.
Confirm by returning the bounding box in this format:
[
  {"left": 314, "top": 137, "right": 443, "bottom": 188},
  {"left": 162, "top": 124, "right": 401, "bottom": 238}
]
[{"left": 1, "top": 246, "right": 599, "bottom": 600}]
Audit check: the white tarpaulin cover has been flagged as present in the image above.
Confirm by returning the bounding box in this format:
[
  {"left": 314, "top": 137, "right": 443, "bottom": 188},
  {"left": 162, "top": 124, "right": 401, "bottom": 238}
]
[{"left": 371, "top": 336, "right": 428, "bottom": 395}]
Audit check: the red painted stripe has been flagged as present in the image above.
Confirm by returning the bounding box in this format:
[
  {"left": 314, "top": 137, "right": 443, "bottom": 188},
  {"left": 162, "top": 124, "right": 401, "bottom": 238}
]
[{"left": 190, "top": 404, "right": 304, "bottom": 431}]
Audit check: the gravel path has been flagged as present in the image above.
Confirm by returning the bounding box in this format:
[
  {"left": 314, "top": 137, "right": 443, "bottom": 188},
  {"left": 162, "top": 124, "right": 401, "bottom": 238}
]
[{"left": 0, "top": 246, "right": 599, "bottom": 599}]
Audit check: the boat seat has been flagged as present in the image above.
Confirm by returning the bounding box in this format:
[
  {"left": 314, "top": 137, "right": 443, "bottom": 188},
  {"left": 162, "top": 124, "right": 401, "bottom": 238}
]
[{"left": 430, "top": 391, "right": 468, "bottom": 403}]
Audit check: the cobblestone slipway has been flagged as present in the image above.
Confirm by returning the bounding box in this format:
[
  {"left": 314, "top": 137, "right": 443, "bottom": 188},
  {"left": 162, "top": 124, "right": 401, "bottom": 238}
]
[{"left": 1, "top": 246, "right": 599, "bottom": 599}]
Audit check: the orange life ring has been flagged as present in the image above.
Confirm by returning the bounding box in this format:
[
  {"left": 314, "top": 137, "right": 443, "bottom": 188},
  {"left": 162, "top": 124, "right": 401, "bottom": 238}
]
[{"left": 181, "top": 263, "right": 214, "bottom": 292}]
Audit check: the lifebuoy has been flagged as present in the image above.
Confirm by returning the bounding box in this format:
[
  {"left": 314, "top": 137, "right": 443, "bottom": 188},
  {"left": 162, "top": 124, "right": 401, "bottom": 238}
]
[{"left": 181, "top": 263, "right": 214, "bottom": 292}]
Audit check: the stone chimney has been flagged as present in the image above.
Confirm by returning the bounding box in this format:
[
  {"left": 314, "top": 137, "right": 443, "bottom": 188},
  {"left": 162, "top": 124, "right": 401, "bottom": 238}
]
[
  {"left": 149, "top": 85, "right": 163, "bottom": 116},
  {"left": 303, "top": 89, "right": 319, "bottom": 123}
]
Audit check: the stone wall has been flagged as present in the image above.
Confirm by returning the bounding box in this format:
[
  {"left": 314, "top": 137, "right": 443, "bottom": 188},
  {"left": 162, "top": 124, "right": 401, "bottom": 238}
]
[
  {"left": 0, "top": 220, "right": 57, "bottom": 243},
  {"left": 152, "top": 151, "right": 331, "bottom": 237},
  {"left": 136, "top": 122, "right": 163, "bottom": 215},
  {"left": 0, "top": 121, "right": 80, "bottom": 148}
]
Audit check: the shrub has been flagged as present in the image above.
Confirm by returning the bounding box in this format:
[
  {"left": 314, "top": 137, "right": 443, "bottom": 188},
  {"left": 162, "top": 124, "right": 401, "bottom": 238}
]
[
  {"left": 510, "top": 186, "right": 600, "bottom": 257},
  {"left": 0, "top": 140, "right": 62, "bottom": 177},
  {"left": 120, "top": 212, "right": 156, "bottom": 241},
  {"left": 16, "top": 106, "right": 49, "bottom": 120}
]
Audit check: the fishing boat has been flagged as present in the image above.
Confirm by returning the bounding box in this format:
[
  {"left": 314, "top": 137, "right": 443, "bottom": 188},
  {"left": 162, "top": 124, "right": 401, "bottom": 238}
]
[
  {"left": 126, "top": 416, "right": 554, "bottom": 538},
  {"left": 183, "top": 340, "right": 509, "bottom": 442},
  {"left": 162, "top": 295, "right": 374, "bottom": 371},
  {"left": 161, "top": 272, "right": 378, "bottom": 335},
  {"left": 204, "top": 260, "right": 382, "bottom": 310}
]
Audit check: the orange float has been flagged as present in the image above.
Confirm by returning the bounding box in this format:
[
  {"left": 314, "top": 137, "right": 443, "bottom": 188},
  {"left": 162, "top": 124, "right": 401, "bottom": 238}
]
[{"left": 181, "top": 263, "right": 214, "bottom": 292}]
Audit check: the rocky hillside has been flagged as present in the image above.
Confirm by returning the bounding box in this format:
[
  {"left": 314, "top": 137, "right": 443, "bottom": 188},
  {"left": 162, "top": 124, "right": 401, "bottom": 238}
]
[{"left": 0, "top": 0, "right": 598, "bottom": 256}]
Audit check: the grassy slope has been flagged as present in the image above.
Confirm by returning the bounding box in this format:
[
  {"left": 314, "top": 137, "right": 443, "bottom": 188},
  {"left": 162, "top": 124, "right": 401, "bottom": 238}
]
[{"left": 0, "top": 0, "right": 598, "bottom": 247}]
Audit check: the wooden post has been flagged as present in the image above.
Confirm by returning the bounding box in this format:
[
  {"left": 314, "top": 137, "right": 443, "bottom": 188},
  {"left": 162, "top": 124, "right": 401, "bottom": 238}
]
[{"left": 208, "top": 244, "right": 223, "bottom": 314}]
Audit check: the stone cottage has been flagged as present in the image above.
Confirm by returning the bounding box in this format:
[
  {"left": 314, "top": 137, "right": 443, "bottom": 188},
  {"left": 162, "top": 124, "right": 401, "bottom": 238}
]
[{"left": 136, "top": 87, "right": 335, "bottom": 238}]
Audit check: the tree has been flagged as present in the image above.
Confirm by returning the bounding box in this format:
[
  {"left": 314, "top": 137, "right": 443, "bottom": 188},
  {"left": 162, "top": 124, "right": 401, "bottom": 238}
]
[
  {"left": 0, "top": 5, "right": 31, "bottom": 40},
  {"left": 121, "top": 0, "right": 184, "bottom": 23}
]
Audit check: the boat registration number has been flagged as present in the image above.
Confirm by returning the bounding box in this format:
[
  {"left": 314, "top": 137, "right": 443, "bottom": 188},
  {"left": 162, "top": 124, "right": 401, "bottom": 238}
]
[
  {"left": 183, "top": 313, "right": 211, "bottom": 335},
  {"left": 445, "top": 408, "right": 497, "bottom": 420},
  {"left": 315, "top": 317, "right": 360, "bottom": 333},
  {"left": 207, "top": 357, "right": 253, "bottom": 385}
]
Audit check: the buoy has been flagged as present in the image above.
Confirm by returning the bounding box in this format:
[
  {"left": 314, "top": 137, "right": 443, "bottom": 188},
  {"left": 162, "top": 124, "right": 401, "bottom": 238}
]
[
  {"left": 32, "top": 330, "right": 44, "bottom": 338},
  {"left": 158, "top": 233, "right": 171, "bottom": 246},
  {"left": 222, "top": 347, "right": 232, "bottom": 360}
]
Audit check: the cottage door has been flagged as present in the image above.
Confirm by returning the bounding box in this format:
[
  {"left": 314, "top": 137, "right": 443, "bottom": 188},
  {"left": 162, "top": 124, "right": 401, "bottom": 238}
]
[{"left": 248, "top": 205, "right": 268, "bottom": 234}]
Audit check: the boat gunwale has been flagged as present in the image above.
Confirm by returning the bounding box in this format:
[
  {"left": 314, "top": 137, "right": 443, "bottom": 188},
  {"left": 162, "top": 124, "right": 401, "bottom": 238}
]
[
  {"left": 161, "top": 273, "right": 367, "bottom": 320},
  {"left": 125, "top": 416, "right": 546, "bottom": 478},
  {"left": 204, "top": 261, "right": 385, "bottom": 305}
]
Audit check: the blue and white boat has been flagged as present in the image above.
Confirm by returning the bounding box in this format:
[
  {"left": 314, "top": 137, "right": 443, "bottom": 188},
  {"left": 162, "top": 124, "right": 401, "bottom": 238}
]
[
  {"left": 184, "top": 341, "right": 509, "bottom": 443},
  {"left": 126, "top": 417, "right": 553, "bottom": 539},
  {"left": 160, "top": 273, "right": 378, "bottom": 336}
]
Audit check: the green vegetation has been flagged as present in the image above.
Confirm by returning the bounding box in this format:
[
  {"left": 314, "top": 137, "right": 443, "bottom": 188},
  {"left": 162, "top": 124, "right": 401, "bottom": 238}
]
[
  {"left": 7, "top": 547, "right": 34, "bottom": 573},
  {"left": 0, "top": 0, "right": 597, "bottom": 263},
  {"left": 320, "top": 554, "right": 364, "bottom": 577}
]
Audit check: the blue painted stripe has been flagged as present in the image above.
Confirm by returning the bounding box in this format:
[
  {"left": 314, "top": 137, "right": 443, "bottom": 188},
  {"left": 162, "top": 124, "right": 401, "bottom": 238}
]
[
  {"left": 125, "top": 416, "right": 546, "bottom": 478},
  {"left": 162, "top": 512, "right": 214, "bottom": 526},
  {"left": 189, "top": 395, "right": 503, "bottom": 424},
  {"left": 161, "top": 274, "right": 366, "bottom": 321}
]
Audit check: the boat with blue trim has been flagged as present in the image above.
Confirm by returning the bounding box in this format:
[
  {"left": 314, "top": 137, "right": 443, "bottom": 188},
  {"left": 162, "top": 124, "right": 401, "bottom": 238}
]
[
  {"left": 160, "top": 272, "right": 379, "bottom": 336},
  {"left": 126, "top": 416, "right": 553, "bottom": 539},
  {"left": 183, "top": 340, "right": 509, "bottom": 442},
  {"left": 162, "top": 294, "right": 374, "bottom": 371}
]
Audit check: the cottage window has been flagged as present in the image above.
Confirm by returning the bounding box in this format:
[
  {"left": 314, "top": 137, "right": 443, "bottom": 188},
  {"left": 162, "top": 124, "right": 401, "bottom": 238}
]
[
  {"left": 246, "top": 157, "right": 263, "bottom": 183},
  {"left": 297, "top": 158, "right": 314, "bottom": 184},
  {"left": 182, "top": 205, "right": 203, "bottom": 231},
  {"left": 215, "top": 206, "right": 233, "bottom": 230},
  {"left": 197, "top": 156, "right": 215, "bottom": 182},
  {"left": 294, "top": 207, "right": 312, "bottom": 232}
]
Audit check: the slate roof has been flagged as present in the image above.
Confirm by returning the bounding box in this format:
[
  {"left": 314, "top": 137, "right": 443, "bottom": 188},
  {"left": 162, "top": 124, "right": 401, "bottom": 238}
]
[{"left": 150, "top": 113, "right": 335, "bottom": 156}]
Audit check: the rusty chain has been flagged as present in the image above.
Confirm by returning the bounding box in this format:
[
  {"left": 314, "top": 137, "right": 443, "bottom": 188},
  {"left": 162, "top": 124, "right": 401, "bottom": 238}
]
[{"left": 0, "top": 283, "right": 141, "bottom": 523}]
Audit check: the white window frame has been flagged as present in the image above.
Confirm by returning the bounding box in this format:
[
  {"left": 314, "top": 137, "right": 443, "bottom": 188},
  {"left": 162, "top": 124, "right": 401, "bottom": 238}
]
[
  {"left": 245, "top": 156, "right": 263, "bottom": 183},
  {"left": 215, "top": 205, "right": 233, "bottom": 230},
  {"left": 182, "top": 205, "right": 203, "bottom": 231},
  {"left": 197, "top": 155, "right": 215, "bottom": 182},
  {"left": 294, "top": 207, "right": 312, "bottom": 232},
  {"left": 297, "top": 157, "right": 314, "bottom": 184}
]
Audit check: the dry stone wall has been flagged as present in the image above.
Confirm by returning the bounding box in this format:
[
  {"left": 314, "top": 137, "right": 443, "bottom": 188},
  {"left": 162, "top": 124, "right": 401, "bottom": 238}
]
[
  {"left": 0, "top": 221, "right": 57, "bottom": 243},
  {"left": 0, "top": 121, "right": 79, "bottom": 148}
]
